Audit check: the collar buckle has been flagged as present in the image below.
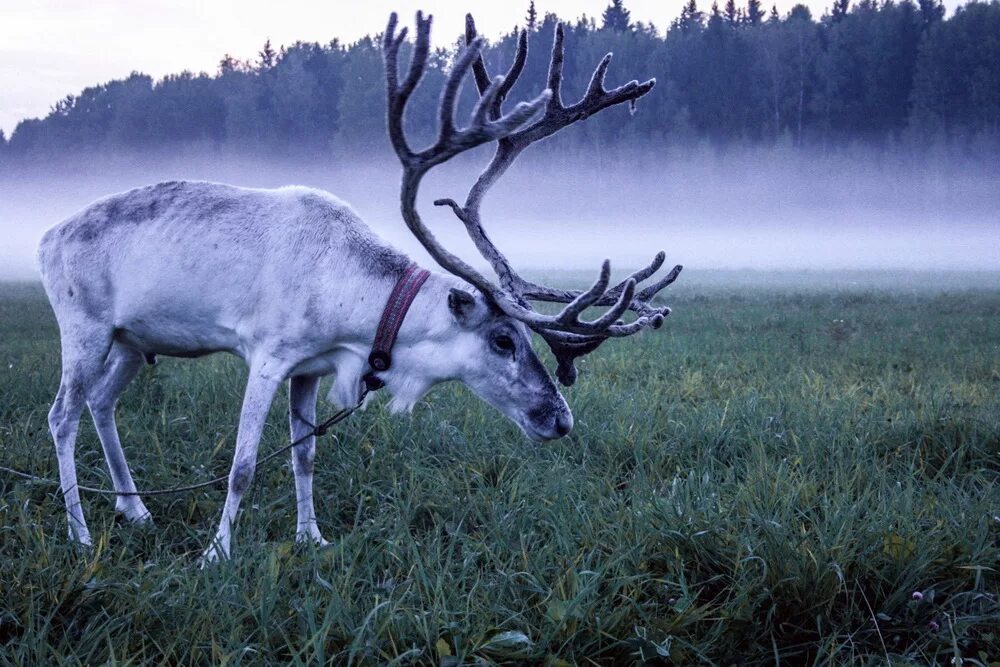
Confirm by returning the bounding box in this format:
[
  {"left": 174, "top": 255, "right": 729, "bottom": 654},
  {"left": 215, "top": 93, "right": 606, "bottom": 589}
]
[{"left": 364, "top": 263, "right": 430, "bottom": 392}]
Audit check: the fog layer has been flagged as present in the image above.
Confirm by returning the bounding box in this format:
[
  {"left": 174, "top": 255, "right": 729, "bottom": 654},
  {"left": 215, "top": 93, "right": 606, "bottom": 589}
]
[{"left": 1, "top": 145, "right": 997, "bottom": 280}]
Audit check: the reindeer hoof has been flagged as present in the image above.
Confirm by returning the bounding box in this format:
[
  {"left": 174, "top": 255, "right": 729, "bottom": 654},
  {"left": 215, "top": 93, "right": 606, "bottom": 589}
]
[
  {"left": 115, "top": 497, "right": 154, "bottom": 526},
  {"left": 295, "top": 531, "right": 330, "bottom": 548},
  {"left": 199, "top": 542, "right": 230, "bottom": 567},
  {"left": 69, "top": 530, "right": 94, "bottom": 554}
]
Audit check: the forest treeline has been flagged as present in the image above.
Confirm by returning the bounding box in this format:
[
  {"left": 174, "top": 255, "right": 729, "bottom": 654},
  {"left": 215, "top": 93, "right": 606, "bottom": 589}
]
[{"left": 2, "top": 0, "right": 999, "bottom": 162}]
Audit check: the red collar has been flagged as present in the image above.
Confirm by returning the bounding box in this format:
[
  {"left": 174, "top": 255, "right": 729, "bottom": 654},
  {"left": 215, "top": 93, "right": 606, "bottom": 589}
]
[{"left": 364, "top": 262, "right": 431, "bottom": 391}]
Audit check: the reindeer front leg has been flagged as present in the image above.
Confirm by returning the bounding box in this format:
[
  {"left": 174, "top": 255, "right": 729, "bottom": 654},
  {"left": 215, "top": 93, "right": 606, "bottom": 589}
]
[
  {"left": 288, "top": 375, "right": 328, "bottom": 546},
  {"left": 202, "top": 365, "right": 284, "bottom": 564}
]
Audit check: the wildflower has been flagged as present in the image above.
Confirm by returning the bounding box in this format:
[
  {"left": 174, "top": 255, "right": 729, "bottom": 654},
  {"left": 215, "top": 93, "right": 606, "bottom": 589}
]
[{"left": 912, "top": 591, "right": 923, "bottom": 600}]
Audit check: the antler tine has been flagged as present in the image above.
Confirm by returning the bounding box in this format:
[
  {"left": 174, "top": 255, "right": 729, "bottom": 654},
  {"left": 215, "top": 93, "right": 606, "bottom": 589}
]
[
  {"left": 610, "top": 250, "right": 665, "bottom": 294},
  {"left": 539, "top": 262, "right": 659, "bottom": 338},
  {"left": 382, "top": 14, "right": 403, "bottom": 88},
  {"left": 634, "top": 249, "right": 666, "bottom": 279},
  {"left": 555, "top": 260, "right": 612, "bottom": 326},
  {"left": 432, "top": 197, "right": 468, "bottom": 222},
  {"left": 546, "top": 23, "right": 566, "bottom": 109},
  {"left": 636, "top": 263, "right": 684, "bottom": 304},
  {"left": 465, "top": 14, "right": 492, "bottom": 96},
  {"left": 518, "top": 251, "right": 670, "bottom": 312},
  {"left": 513, "top": 45, "right": 656, "bottom": 147},
  {"left": 466, "top": 15, "right": 529, "bottom": 121},
  {"left": 588, "top": 279, "right": 636, "bottom": 329},
  {"left": 472, "top": 76, "right": 506, "bottom": 127},
  {"left": 383, "top": 11, "right": 430, "bottom": 162},
  {"left": 497, "top": 31, "right": 530, "bottom": 119},
  {"left": 586, "top": 53, "right": 613, "bottom": 100},
  {"left": 387, "top": 12, "right": 549, "bottom": 171},
  {"left": 438, "top": 37, "right": 485, "bottom": 141},
  {"left": 399, "top": 12, "right": 431, "bottom": 101}
]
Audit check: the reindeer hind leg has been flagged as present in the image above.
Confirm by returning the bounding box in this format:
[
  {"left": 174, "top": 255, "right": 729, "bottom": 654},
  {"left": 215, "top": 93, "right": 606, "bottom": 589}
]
[
  {"left": 87, "top": 343, "right": 152, "bottom": 525},
  {"left": 48, "top": 319, "right": 114, "bottom": 546}
]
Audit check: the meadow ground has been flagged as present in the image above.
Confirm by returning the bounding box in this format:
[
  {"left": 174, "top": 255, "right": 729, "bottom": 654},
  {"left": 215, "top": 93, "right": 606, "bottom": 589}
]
[{"left": 1, "top": 272, "right": 998, "bottom": 665}]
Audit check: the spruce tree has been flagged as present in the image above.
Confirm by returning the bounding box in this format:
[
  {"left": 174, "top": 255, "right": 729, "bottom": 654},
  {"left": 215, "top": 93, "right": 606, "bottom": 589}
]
[
  {"left": 918, "top": 0, "right": 944, "bottom": 27},
  {"left": 725, "top": 0, "right": 740, "bottom": 24},
  {"left": 525, "top": 1, "right": 538, "bottom": 30},
  {"left": 678, "top": 0, "right": 705, "bottom": 31},
  {"left": 831, "top": 0, "right": 850, "bottom": 22},
  {"left": 218, "top": 54, "right": 240, "bottom": 75},
  {"left": 602, "top": 0, "right": 632, "bottom": 31},
  {"left": 257, "top": 39, "right": 277, "bottom": 70},
  {"left": 745, "top": 0, "right": 766, "bottom": 25}
]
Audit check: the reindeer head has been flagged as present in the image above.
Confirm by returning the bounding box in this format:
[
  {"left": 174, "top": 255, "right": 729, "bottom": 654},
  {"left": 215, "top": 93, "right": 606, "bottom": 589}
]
[
  {"left": 444, "top": 287, "right": 572, "bottom": 441},
  {"left": 381, "top": 12, "right": 682, "bottom": 436}
]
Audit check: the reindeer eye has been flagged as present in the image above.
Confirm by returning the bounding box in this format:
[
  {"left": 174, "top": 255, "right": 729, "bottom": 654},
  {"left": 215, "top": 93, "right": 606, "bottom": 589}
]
[{"left": 492, "top": 334, "right": 516, "bottom": 356}]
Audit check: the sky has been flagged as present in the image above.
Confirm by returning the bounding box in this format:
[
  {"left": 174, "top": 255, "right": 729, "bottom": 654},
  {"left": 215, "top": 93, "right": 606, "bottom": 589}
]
[{"left": 0, "top": 0, "right": 966, "bottom": 137}]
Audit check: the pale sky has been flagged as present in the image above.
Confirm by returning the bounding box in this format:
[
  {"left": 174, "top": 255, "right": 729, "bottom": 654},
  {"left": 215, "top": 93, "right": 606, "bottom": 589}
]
[{"left": 0, "top": 0, "right": 962, "bottom": 137}]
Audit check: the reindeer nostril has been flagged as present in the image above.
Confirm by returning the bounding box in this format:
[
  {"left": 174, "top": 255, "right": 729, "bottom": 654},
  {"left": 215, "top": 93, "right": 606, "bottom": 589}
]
[{"left": 555, "top": 413, "right": 573, "bottom": 437}]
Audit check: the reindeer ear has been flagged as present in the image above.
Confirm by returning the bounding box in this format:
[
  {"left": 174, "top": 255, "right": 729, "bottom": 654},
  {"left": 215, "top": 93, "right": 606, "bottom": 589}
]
[{"left": 448, "top": 288, "right": 480, "bottom": 327}]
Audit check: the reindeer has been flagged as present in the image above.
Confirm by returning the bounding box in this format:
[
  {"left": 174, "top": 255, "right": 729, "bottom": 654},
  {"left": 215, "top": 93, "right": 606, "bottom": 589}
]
[{"left": 37, "top": 12, "right": 681, "bottom": 562}]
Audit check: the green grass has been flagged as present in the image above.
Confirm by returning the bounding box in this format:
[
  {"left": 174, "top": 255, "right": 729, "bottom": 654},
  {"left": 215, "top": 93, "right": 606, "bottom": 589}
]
[{"left": 1, "top": 273, "right": 999, "bottom": 665}]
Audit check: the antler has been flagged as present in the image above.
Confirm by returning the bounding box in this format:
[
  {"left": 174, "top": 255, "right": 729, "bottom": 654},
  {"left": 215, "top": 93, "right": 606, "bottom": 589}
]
[{"left": 383, "top": 12, "right": 682, "bottom": 386}]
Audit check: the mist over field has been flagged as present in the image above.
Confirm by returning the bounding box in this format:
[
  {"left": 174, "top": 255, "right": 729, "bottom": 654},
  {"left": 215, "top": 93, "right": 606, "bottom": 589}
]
[
  {"left": 1, "top": 144, "right": 997, "bottom": 280},
  {"left": 3, "top": 0, "right": 998, "bottom": 285}
]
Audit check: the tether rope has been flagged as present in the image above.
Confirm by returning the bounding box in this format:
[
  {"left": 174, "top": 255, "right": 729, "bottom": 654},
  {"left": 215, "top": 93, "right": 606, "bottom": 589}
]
[{"left": 0, "top": 387, "right": 369, "bottom": 498}]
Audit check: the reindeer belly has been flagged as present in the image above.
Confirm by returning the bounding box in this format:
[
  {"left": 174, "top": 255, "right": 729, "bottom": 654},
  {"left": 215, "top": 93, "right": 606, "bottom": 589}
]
[
  {"left": 112, "top": 293, "right": 243, "bottom": 359},
  {"left": 113, "top": 327, "right": 236, "bottom": 359},
  {"left": 112, "top": 316, "right": 241, "bottom": 359}
]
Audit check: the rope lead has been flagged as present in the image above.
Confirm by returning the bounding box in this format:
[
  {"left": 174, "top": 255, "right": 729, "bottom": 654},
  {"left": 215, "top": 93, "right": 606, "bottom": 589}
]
[{"left": 0, "top": 386, "right": 370, "bottom": 498}]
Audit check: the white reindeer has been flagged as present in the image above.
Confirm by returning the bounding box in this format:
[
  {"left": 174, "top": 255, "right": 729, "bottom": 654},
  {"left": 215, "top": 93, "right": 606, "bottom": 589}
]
[{"left": 37, "top": 12, "right": 681, "bottom": 561}]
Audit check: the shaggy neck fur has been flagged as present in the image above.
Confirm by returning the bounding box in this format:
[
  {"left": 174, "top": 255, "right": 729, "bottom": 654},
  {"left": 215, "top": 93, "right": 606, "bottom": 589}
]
[{"left": 325, "top": 272, "right": 473, "bottom": 414}]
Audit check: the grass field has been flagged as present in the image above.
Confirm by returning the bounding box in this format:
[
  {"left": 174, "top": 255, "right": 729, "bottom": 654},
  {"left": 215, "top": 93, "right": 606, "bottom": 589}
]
[{"left": 1, "top": 272, "right": 999, "bottom": 664}]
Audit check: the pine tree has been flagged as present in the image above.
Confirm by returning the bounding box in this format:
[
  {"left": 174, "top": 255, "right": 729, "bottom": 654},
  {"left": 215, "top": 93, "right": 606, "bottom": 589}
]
[
  {"left": 257, "top": 39, "right": 277, "bottom": 70},
  {"left": 745, "top": 0, "right": 766, "bottom": 24},
  {"left": 831, "top": 0, "right": 850, "bottom": 22},
  {"left": 218, "top": 54, "right": 240, "bottom": 75},
  {"left": 917, "top": 0, "right": 944, "bottom": 27},
  {"left": 725, "top": 0, "right": 740, "bottom": 24},
  {"left": 602, "top": 0, "right": 632, "bottom": 31},
  {"left": 678, "top": 0, "right": 705, "bottom": 31},
  {"left": 525, "top": 0, "right": 538, "bottom": 30},
  {"left": 769, "top": 4, "right": 780, "bottom": 21}
]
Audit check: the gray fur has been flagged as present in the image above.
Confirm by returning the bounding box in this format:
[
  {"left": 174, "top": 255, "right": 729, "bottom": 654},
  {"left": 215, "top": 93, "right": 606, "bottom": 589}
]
[{"left": 38, "top": 179, "right": 570, "bottom": 562}]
